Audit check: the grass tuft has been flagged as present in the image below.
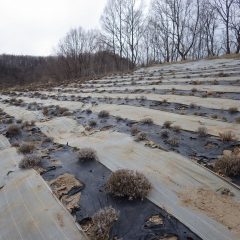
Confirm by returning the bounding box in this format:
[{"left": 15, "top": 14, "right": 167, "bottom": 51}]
[
  {"left": 98, "top": 110, "right": 109, "bottom": 118},
  {"left": 78, "top": 148, "right": 98, "bottom": 162},
  {"left": 105, "top": 169, "right": 151, "bottom": 200},
  {"left": 19, "top": 155, "right": 41, "bottom": 169},
  {"left": 88, "top": 207, "right": 119, "bottom": 240}
]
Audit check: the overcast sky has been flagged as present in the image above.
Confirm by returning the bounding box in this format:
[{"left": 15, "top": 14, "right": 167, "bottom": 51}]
[{"left": 0, "top": 0, "right": 111, "bottom": 56}]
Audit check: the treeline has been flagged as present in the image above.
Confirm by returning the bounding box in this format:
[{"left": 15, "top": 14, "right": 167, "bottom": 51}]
[
  {"left": 101, "top": 0, "right": 240, "bottom": 64},
  {"left": 0, "top": 51, "right": 131, "bottom": 87},
  {"left": 1, "top": 0, "right": 239, "bottom": 88}
]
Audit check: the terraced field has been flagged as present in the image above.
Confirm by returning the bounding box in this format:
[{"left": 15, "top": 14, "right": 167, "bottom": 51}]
[{"left": 0, "top": 57, "right": 240, "bottom": 240}]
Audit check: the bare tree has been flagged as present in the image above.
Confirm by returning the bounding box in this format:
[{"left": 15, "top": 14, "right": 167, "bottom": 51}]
[
  {"left": 230, "top": 0, "right": 240, "bottom": 53},
  {"left": 212, "top": 0, "right": 235, "bottom": 54},
  {"left": 123, "top": 0, "right": 144, "bottom": 65}
]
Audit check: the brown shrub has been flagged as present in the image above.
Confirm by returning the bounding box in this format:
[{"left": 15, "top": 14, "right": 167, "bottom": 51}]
[
  {"left": 219, "top": 131, "right": 236, "bottom": 142},
  {"left": 88, "top": 207, "right": 119, "bottom": 240},
  {"left": 135, "top": 132, "right": 147, "bottom": 141},
  {"left": 78, "top": 148, "right": 98, "bottom": 162},
  {"left": 167, "top": 138, "right": 179, "bottom": 147},
  {"left": 198, "top": 127, "right": 207, "bottom": 137},
  {"left": 172, "top": 125, "right": 181, "bottom": 133},
  {"left": 105, "top": 169, "right": 151, "bottom": 200},
  {"left": 161, "top": 130, "right": 169, "bottom": 138},
  {"left": 19, "top": 155, "right": 41, "bottom": 169},
  {"left": 163, "top": 121, "right": 172, "bottom": 128},
  {"left": 214, "top": 153, "right": 240, "bottom": 177},
  {"left": 228, "top": 107, "right": 238, "bottom": 114},
  {"left": 131, "top": 127, "right": 140, "bottom": 136},
  {"left": 98, "top": 110, "right": 109, "bottom": 118},
  {"left": 18, "top": 143, "right": 35, "bottom": 154},
  {"left": 7, "top": 124, "right": 21, "bottom": 136},
  {"left": 140, "top": 118, "right": 153, "bottom": 125},
  {"left": 88, "top": 120, "right": 97, "bottom": 127},
  {"left": 42, "top": 107, "right": 49, "bottom": 116},
  {"left": 236, "top": 117, "right": 240, "bottom": 124}
]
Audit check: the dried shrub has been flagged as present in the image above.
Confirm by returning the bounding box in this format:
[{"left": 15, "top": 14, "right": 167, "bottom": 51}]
[
  {"left": 42, "top": 137, "right": 53, "bottom": 143},
  {"left": 198, "top": 127, "right": 207, "bottom": 137},
  {"left": 140, "top": 118, "right": 153, "bottom": 125},
  {"left": 236, "top": 117, "right": 240, "bottom": 124},
  {"left": 131, "top": 127, "right": 140, "bottom": 136},
  {"left": 86, "top": 109, "right": 92, "bottom": 114},
  {"left": 19, "top": 155, "right": 41, "bottom": 169},
  {"left": 135, "top": 132, "right": 147, "bottom": 141},
  {"left": 88, "top": 207, "right": 119, "bottom": 240},
  {"left": 219, "top": 131, "right": 236, "bottom": 142},
  {"left": 228, "top": 107, "right": 238, "bottom": 114},
  {"left": 163, "top": 121, "right": 172, "bottom": 128},
  {"left": 191, "top": 88, "right": 197, "bottom": 93},
  {"left": 78, "top": 148, "right": 98, "bottom": 162},
  {"left": 105, "top": 169, "right": 151, "bottom": 200},
  {"left": 116, "top": 116, "right": 123, "bottom": 121},
  {"left": 18, "top": 143, "right": 35, "bottom": 154},
  {"left": 58, "top": 107, "right": 69, "bottom": 115},
  {"left": 88, "top": 120, "right": 97, "bottom": 127},
  {"left": 172, "top": 125, "right": 181, "bottom": 133},
  {"left": 7, "top": 124, "right": 21, "bottom": 136},
  {"left": 42, "top": 107, "right": 49, "bottom": 116},
  {"left": 161, "top": 130, "right": 169, "bottom": 138},
  {"left": 167, "top": 138, "right": 179, "bottom": 147},
  {"left": 189, "top": 103, "right": 196, "bottom": 109},
  {"left": 215, "top": 153, "right": 240, "bottom": 177},
  {"left": 98, "top": 110, "right": 109, "bottom": 118}
]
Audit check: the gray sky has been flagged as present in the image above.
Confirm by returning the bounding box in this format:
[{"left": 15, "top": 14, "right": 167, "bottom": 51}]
[{"left": 0, "top": 0, "right": 109, "bottom": 56}]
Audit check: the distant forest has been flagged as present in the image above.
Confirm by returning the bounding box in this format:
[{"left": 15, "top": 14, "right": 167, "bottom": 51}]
[
  {"left": 0, "top": 52, "right": 132, "bottom": 88},
  {"left": 0, "top": 0, "right": 239, "bottom": 88}
]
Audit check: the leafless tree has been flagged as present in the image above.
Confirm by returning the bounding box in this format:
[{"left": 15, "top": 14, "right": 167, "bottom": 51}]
[
  {"left": 230, "top": 0, "right": 240, "bottom": 53},
  {"left": 212, "top": 0, "right": 235, "bottom": 54}
]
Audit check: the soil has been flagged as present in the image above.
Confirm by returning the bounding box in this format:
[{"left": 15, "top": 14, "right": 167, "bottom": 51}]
[{"left": 178, "top": 187, "right": 240, "bottom": 235}]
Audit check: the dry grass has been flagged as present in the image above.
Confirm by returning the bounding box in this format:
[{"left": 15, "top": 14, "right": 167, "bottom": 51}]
[
  {"left": 19, "top": 155, "right": 41, "bottom": 169},
  {"left": 7, "top": 124, "right": 21, "bottom": 136},
  {"left": 219, "top": 131, "right": 236, "bottom": 142},
  {"left": 167, "top": 138, "right": 179, "bottom": 147},
  {"left": 189, "top": 103, "right": 196, "bottom": 109},
  {"left": 172, "top": 125, "right": 181, "bottom": 133},
  {"left": 131, "top": 127, "right": 140, "bottom": 136},
  {"left": 163, "top": 121, "right": 172, "bottom": 128},
  {"left": 215, "top": 152, "right": 240, "bottom": 177},
  {"left": 88, "top": 120, "right": 97, "bottom": 127},
  {"left": 228, "top": 107, "right": 238, "bottom": 114},
  {"left": 161, "top": 130, "right": 169, "bottom": 138},
  {"left": 135, "top": 132, "right": 147, "bottom": 141},
  {"left": 105, "top": 169, "right": 151, "bottom": 200},
  {"left": 78, "top": 148, "right": 98, "bottom": 162},
  {"left": 18, "top": 143, "right": 35, "bottom": 154},
  {"left": 236, "top": 117, "right": 240, "bottom": 124},
  {"left": 98, "top": 110, "right": 110, "bottom": 118},
  {"left": 191, "top": 88, "right": 197, "bottom": 92},
  {"left": 87, "top": 207, "right": 119, "bottom": 240},
  {"left": 140, "top": 118, "right": 153, "bottom": 125},
  {"left": 86, "top": 109, "right": 92, "bottom": 114},
  {"left": 198, "top": 127, "right": 208, "bottom": 137}
]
